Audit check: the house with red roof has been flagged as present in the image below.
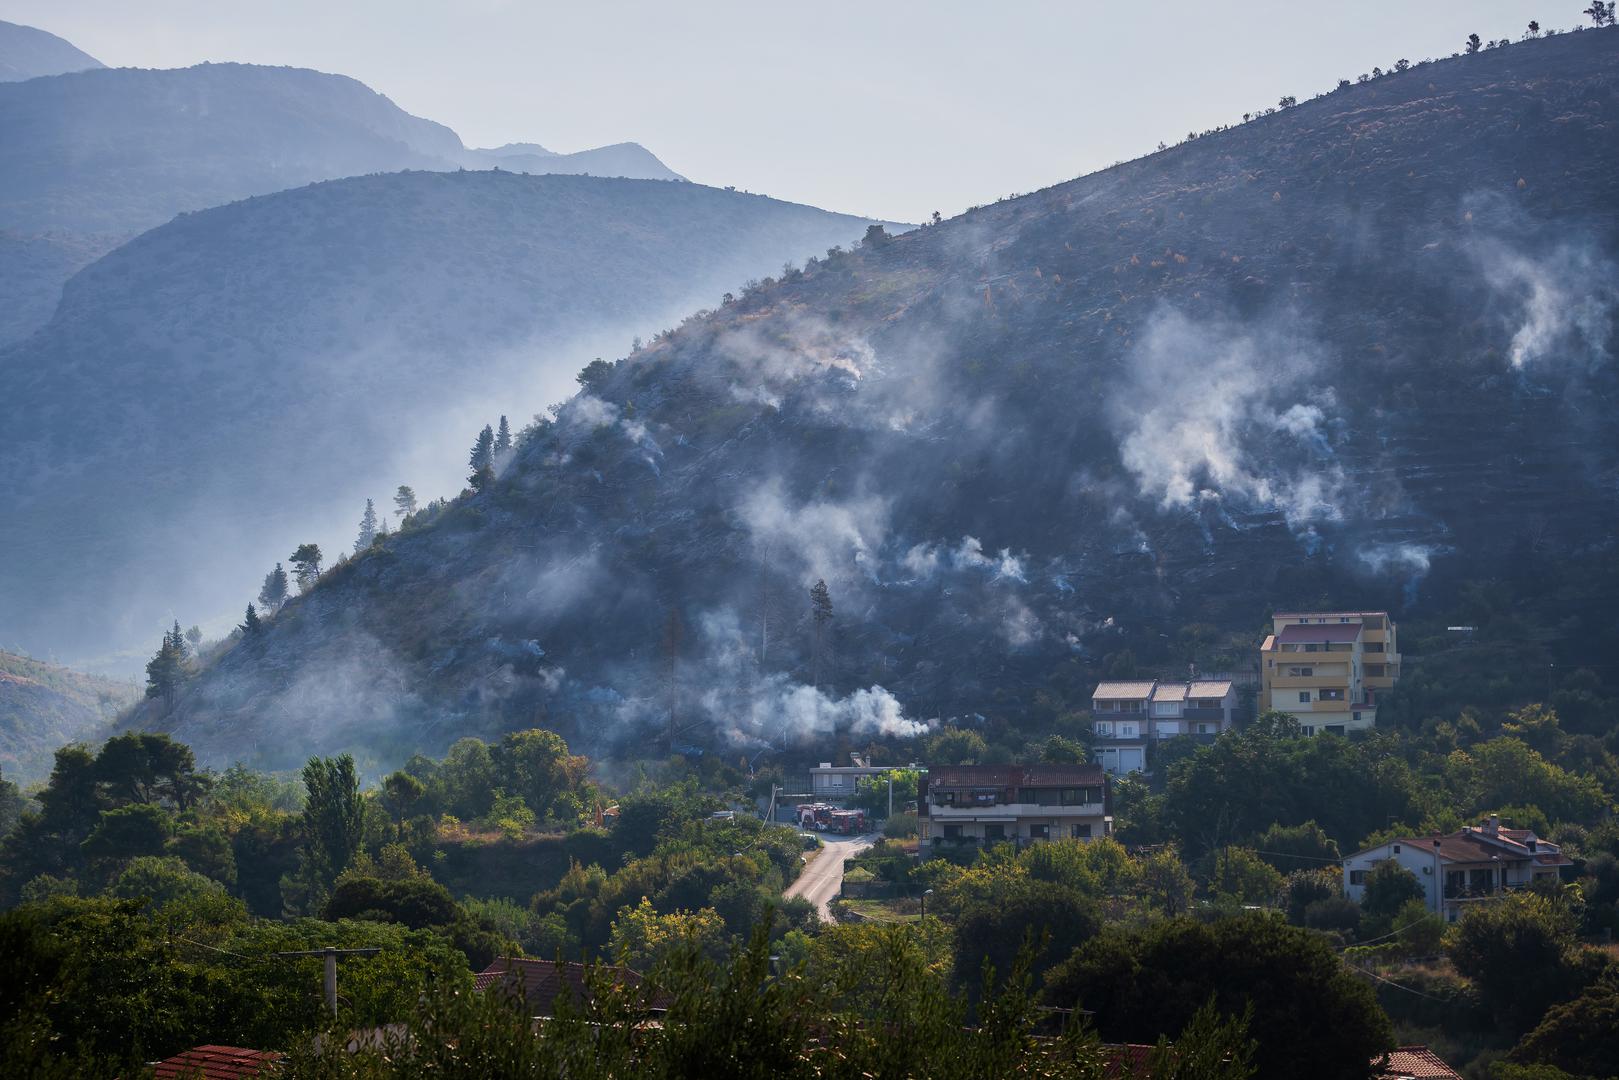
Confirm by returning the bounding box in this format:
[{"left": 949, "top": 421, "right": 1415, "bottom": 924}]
[
  {"left": 1343, "top": 816, "right": 1571, "bottom": 922},
  {"left": 475, "top": 956, "right": 669, "bottom": 1019},
  {"left": 1259, "top": 610, "right": 1400, "bottom": 734},
  {"left": 1375, "top": 1044, "right": 1464, "bottom": 1079}
]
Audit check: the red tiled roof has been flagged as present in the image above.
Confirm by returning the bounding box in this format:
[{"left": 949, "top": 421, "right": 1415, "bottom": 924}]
[
  {"left": 476, "top": 957, "right": 668, "bottom": 1016},
  {"left": 1186, "top": 680, "right": 1233, "bottom": 698},
  {"left": 1377, "top": 1044, "right": 1463, "bottom": 1079},
  {"left": 1276, "top": 623, "right": 1362, "bottom": 644},
  {"left": 153, "top": 1046, "right": 281, "bottom": 1079},
  {"left": 927, "top": 763, "right": 1107, "bottom": 788}
]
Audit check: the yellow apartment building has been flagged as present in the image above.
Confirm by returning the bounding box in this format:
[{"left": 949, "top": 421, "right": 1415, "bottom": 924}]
[{"left": 1259, "top": 611, "right": 1400, "bottom": 734}]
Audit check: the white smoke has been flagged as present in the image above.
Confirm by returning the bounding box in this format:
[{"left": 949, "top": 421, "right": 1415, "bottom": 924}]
[
  {"left": 899, "top": 535, "right": 1027, "bottom": 583},
  {"left": 1474, "top": 240, "right": 1616, "bottom": 370},
  {"left": 738, "top": 480, "right": 889, "bottom": 586},
  {"left": 1113, "top": 308, "right": 1346, "bottom": 530}
]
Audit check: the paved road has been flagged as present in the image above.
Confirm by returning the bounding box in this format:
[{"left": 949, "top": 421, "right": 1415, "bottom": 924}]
[{"left": 784, "top": 832, "right": 877, "bottom": 922}]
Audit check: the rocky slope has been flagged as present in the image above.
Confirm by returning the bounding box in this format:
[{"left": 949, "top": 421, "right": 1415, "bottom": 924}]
[
  {"left": 148, "top": 30, "right": 1619, "bottom": 770},
  {"left": 0, "top": 652, "right": 136, "bottom": 783},
  {"left": 0, "top": 19, "right": 102, "bottom": 82},
  {"left": 0, "top": 170, "right": 891, "bottom": 667}
]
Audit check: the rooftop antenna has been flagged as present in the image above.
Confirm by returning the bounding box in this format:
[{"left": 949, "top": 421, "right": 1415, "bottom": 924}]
[{"left": 272, "top": 946, "right": 382, "bottom": 1018}]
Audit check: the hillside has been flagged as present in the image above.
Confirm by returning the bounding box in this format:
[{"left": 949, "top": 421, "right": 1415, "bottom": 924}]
[
  {"left": 0, "top": 170, "right": 891, "bottom": 667},
  {"left": 143, "top": 29, "right": 1619, "bottom": 770},
  {"left": 0, "top": 60, "right": 682, "bottom": 345},
  {"left": 0, "top": 19, "right": 102, "bottom": 82},
  {"left": 0, "top": 652, "right": 136, "bottom": 783}
]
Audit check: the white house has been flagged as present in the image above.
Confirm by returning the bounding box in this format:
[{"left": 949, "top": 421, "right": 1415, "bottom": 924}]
[
  {"left": 1342, "top": 817, "right": 1570, "bottom": 922},
  {"left": 1090, "top": 678, "right": 1239, "bottom": 775}
]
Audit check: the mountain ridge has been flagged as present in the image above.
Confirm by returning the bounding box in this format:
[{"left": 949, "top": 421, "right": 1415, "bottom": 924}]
[
  {"left": 0, "top": 169, "right": 897, "bottom": 669},
  {"left": 0, "top": 19, "right": 103, "bottom": 82},
  {"left": 137, "top": 27, "right": 1619, "bottom": 771}
]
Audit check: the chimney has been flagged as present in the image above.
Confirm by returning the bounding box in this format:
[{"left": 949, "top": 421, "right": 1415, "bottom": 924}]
[{"left": 1486, "top": 814, "right": 1499, "bottom": 835}]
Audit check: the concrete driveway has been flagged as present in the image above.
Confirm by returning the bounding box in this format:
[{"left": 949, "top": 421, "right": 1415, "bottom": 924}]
[{"left": 784, "top": 832, "right": 877, "bottom": 922}]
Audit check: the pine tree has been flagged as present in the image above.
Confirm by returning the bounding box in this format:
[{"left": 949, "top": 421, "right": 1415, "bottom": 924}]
[
  {"left": 469, "top": 424, "right": 495, "bottom": 473},
  {"left": 810, "top": 579, "right": 833, "bottom": 689},
  {"left": 258, "top": 563, "right": 290, "bottom": 611},
  {"left": 355, "top": 498, "right": 379, "bottom": 553},
  {"left": 290, "top": 543, "right": 323, "bottom": 593},
  {"left": 240, "top": 603, "right": 262, "bottom": 636},
  {"left": 144, "top": 623, "right": 189, "bottom": 709},
  {"left": 170, "top": 620, "right": 190, "bottom": 662},
  {"left": 394, "top": 485, "right": 417, "bottom": 522},
  {"left": 494, "top": 415, "right": 512, "bottom": 456}
]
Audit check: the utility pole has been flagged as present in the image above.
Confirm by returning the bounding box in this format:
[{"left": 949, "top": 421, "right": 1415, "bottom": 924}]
[{"left": 273, "top": 947, "right": 382, "bottom": 1018}]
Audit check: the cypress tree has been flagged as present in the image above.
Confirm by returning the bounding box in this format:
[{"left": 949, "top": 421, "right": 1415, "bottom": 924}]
[
  {"left": 469, "top": 424, "right": 495, "bottom": 473},
  {"left": 494, "top": 415, "right": 512, "bottom": 455},
  {"left": 240, "top": 603, "right": 262, "bottom": 636},
  {"left": 355, "top": 498, "right": 379, "bottom": 553},
  {"left": 259, "top": 562, "right": 289, "bottom": 611}
]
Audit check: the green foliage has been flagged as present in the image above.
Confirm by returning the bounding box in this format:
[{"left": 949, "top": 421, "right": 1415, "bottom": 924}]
[
  {"left": 1447, "top": 892, "right": 1607, "bottom": 1033},
  {"left": 1360, "top": 859, "right": 1426, "bottom": 922},
  {"left": 1045, "top": 914, "right": 1392, "bottom": 1079},
  {"left": 1208, "top": 847, "right": 1283, "bottom": 905},
  {"left": 608, "top": 897, "right": 727, "bottom": 970},
  {"left": 283, "top": 754, "right": 364, "bottom": 915},
  {"left": 1253, "top": 820, "right": 1340, "bottom": 873},
  {"left": 1508, "top": 980, "right": 1619, "bottom": 1077},
  {"left": 927, "top": 727, "right": 989, "bottom": 765},
  {"left": 851, "top": 768, "right": 919, "bottom": 817},
  {"left": 110, "top": 855, "right": 223, "bottom": 906},
  {"left": 952, "top": 879, "right": 1101, "bottom": 999}
]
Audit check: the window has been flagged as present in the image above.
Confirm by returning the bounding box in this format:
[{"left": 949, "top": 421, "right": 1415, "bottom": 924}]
[
  {"left": 1353, "top": 711, "right": 1362, "bottom": 724},
  {"left": 1298, "top": 691, "right": 1312, "bottom": 703},
  {"left": 1325, "top": 725, "right": 1345, "bottom": 736},
  {"left": 1071, "top": 823, "right": 1093, "bottom": 839},
  {"left": 1365, "top": 642, "right": 1384, "bottom": 653},
  {"left": 1197, "top": 723, "right": 1210, "bottom": 734},
  {"left": 1029, "top": 824, "right": 1050, "bottom": 840},
  {"left": 1340, "top": 616, "right": 1352, "bottom": 623},
  {"left": 1350, "top": 869, "right": 1367, "bottom": 885},
  {"left": 1305, "top": 643, "right": 1321, "bottom": 653},
  {"left": 1319, "top": 688, "right": 1345, "bottom": 701},
  {"left": 942, "top": 824, "right": 962, "bottom": 839},
  {"left": 1366, "top": 664, "right": 1385, "bottom": 677},
  {"left": 1120, "top": 723, "right": 1137, "bottom": 737},
  {"left": 1196, "top": 699, "right": 1221, "bottom": 709},
  {"left": 983, "top": 824, "right": 1005, "bottom": 841},
  {"left": 1301, "top": 725, "right": 1316, "bottom": 735},
  {"left": 1287, "top": 666, "right": 1314, "bottom": 677}
]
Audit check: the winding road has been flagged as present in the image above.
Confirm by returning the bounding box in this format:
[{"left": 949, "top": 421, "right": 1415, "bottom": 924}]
[{"left": 784, "top": 832, "right": 877, "bottom": 922}]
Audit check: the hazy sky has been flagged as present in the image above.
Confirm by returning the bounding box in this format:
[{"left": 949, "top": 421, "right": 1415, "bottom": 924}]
[{"left": 8, "top": 0, "right": 1555, "bottom": 221}]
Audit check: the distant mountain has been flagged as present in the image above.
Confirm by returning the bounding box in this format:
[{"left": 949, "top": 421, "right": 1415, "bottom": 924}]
[
  {"left": 0, "top": 652, "right": 136, "bottom": 783},
  {"left": 467, "top": 142, "right": 682, "bottom": 181},
  {"left": 144, "top": 29, "right": 1619, "bottom": 772},
  {"left": 0, "top": 19, "right": 103, "bottom": 82},
  {"left": 0, "top": 170, "right": 894, "bottom": 668},
  {"left": 0, "top": 61, "right": 682, "bottom": 344}
]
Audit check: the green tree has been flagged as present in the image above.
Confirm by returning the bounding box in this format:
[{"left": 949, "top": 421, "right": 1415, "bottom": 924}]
[
  {"left": 926, "top": 727, "right": 988, "bottom": 765},
  {"left": 110, "top": 855, "right": 223, "bottom": 907},
  {"left": 1510, "top": 980, "right": 1619, "bottom": 1076},
  {"left": 289, "top": 543, "right": 323, "bottom": 593},
  {"left": 1465, "top": 33, "right": 1482, "bottom": 53},
  {"left": 143, "top": 623, "right": 189, "bottom": 709},
  {"left": 380, "top": 770, "right": 425, "bottom": 840},
  {"left": 494, "top": 415, "right": 512, "bottom": 457},
  {"left": 1140, "top": 847, "right": 1197, "bottom": 917},
  {"left": 469, "top": 423, "right": 495, "bottom": 473},
  {"left": 609, "top": 897, "right": 728, "bottom": 970},
  {"left": 1448, "top": 892, "right": 1604, "bottom": 1032},
  {"left": 284, "top": 755, "right": 364, "bottom": 914},
  {"left": 1046, "top": 914, "right": 1392, "bottom": 1079},
  {"left": 355, "top": 498, "right": 379, "bottom": 553},
  {"left": 258, "top": 562, "right": 289, "bottom": 611},
  {"left": 1209, "top": 847, "right": 1283, "bottom": 905},
  {"left": 497, "top": 728, "right": 585, "bottom": 822},
  {"left": 852, "top": 768, "right": 920, "bottom": 818},
  {"left": 393, "top": 485, "right": 418, "bottom": 522},
  {"left": 239, "top": 602, "right": 262, "bottom": 636},
  {"left": 1254, "top": 820, "right": 1340, "bottom": 873},
  {"left": 80, "top": 804, "right": 173, "bottom": 865},
  {"left": 1360, "top": 859, "right": 1425, "bottom": 922},
  {"left": 953, "top": 880, "right": 1101, "bottom": 999}
]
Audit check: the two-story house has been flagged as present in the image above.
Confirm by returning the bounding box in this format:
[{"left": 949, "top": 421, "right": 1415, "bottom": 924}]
[
  {"left": 1342, "top": 817, "right": 1570, "bottom": 922},
  {"left": 1090, "top": 681, "right": 1155, "bottom": 774},
  {"left": 1090, "top": 678, "right": 1238, "bottom": 775},
  {"left": 918, "top": 764, "right": 1111, "bottom": 852},
  {"left": 1260, "top": 611, "right": 1400, "bottom": 734}
]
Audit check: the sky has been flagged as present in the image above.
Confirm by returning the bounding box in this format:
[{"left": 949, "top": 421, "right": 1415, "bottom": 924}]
[{"left": 6, "top": 0, "right": 1561, "bottom": 222}]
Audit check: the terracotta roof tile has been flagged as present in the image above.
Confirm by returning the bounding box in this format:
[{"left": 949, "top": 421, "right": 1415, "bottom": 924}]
[
  {"left": 1186, "top": 680, "right": 1233, "bottom": 698},
  {"left": 152, "top": 1045, "right": 281, "bottom": 1079},
  {"left": 476, "top": 957, "right": 669, "bottom": 1016},
  {"left": 1377, "top": 1044, "right": 1463, "bottom": 1079},
  {"left": 1277, "top": 623, "right": 1362, "bottom": 644},
  {"left": 927, "top": 763, "right": 1107, "bottom": 788}
]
